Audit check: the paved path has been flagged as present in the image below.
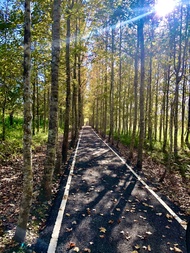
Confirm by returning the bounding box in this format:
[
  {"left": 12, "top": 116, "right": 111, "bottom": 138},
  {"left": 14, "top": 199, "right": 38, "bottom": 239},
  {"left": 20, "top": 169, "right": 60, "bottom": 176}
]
[{"left": 35, "top": 126, "right": 187, "bottom": 253}]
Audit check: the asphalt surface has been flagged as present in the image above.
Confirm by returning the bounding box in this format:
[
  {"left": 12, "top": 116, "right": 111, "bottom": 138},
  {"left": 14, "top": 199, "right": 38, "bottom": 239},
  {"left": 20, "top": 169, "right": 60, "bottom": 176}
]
[{"left": 34, "top": 126, "right": 187, "bottom": 253}]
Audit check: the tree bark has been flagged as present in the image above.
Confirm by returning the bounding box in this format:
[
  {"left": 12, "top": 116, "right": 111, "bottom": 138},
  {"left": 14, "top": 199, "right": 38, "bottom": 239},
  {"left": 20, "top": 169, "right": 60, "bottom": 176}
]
[
  {"left": 137, "top": 10, "right": 145, "bottom": 170},
  {"left": 14, "top": 0, "right": 33, "bottom": 242},
  {"left": 43, "top": 0, "right": 61, "bottom": 199},
  {"left": 129, "top": 24, "right": 139, "bottom": 159},
  {"left": 62, "top": 4, "right": 72, "bottom": 163},
  {"left": 108, "top": 24, "right": 115, "bottom": 144}
]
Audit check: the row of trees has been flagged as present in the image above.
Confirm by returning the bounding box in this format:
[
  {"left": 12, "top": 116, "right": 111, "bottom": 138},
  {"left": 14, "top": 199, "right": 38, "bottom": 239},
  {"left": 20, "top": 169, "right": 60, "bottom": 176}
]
[
  {"left": 87, "top": 0, "right": 190, "bottom": 168},
  {"left": 0, "top": 0, "right": 189, "bottom": 244},
  {"left": 0, "top": 0, "right": 88, "bottom": 243}
]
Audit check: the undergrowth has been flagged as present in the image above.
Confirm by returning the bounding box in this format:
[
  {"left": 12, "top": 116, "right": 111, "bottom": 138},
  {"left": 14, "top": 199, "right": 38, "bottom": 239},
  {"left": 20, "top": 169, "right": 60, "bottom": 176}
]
[{"left": 114, "top": 131, "right": 190, "bottom": 178}]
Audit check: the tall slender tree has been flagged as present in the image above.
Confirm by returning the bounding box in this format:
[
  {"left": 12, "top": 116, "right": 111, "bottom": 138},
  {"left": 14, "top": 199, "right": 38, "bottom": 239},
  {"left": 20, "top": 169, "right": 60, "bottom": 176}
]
[
  {"left": 129, "top": 23, "right": 139, "bottom": 159},
  {"left": 62, "top": 0, "right": 73, "bottom": 163},
  {"left": 42, "top": 0, "right": 61, "bottom": 199},
  {"left": 14, "top": 0, "right": 33, "bottom": 242},
  {"left": 137, "top": 0, "right": 145, "bottom": 169}
]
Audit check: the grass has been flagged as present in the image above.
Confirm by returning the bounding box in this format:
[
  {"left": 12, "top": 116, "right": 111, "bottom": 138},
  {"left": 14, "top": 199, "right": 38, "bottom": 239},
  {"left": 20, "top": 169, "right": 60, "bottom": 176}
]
[
  {"left": 0, "top": 116, "right": 48, "bottom": 161},
  {"left": 114, "top": 130, "right": 190, "bottom": 178}
]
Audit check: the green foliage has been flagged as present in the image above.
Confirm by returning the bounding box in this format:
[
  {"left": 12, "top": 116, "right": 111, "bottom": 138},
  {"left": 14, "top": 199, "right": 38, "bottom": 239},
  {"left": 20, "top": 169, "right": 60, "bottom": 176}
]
[
  {"left": 0, "top": 116, "right": 48, "bottom": 161},
  {"left": 0, "top": 116, "right": 23, "bottom": 159},
  {"left": 33, "top": 132, "right": 48, "bottom": 148},
  {"left": 114, "top": 132, "right": 138, "bottom": 147}
]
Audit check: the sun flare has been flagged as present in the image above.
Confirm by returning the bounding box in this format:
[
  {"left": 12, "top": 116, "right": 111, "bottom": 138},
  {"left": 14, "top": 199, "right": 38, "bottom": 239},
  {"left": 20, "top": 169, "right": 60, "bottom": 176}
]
[{"left": 155, "top": 0, "right": 177, "bottom": 16}]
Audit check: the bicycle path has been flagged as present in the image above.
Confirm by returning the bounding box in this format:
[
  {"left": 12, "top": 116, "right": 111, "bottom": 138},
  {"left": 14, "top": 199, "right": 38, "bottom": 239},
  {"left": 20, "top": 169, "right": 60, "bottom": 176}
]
[{"left": 35, "top": 126, "right": 187, "bottom": 253}]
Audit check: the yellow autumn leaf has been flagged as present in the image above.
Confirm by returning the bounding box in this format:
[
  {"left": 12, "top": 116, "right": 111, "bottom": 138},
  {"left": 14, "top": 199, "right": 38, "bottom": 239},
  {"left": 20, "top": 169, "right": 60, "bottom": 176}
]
[
  {"left": 99, "top": 227, "right": 106, "bottom": 233},
  {"left": 135, "top": 244, "right": 140, "bottom": 249},
  {"left": 166, "top": 213, "right": 173, "bottom": 219},
  {"left": 73, "top": 247, "right": 80, "bottom": 252}
]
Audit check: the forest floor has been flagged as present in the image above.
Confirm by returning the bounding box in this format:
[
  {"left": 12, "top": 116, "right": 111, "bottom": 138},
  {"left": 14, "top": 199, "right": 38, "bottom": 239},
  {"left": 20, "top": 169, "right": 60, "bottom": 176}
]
[{"left": 0, "top": 132, "right": 190, "bottom": 252}]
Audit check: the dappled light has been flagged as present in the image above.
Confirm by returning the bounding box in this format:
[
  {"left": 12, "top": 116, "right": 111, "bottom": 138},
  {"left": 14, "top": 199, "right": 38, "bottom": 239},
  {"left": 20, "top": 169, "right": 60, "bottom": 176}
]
[{"left": 0, "top": 0, "right": 189, "bottom": 251}]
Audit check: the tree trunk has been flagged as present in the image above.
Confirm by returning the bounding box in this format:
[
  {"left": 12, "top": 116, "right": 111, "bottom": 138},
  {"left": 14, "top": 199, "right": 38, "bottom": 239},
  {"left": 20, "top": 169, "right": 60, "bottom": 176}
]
[
  {"left": 181, "top": 76, "right": 186, "bottom": 148},
  {"left": 117, "top": 21, "right": 122, "bottom": 146},
  {"left": 163, "top": 64, "right": 170, "bottom": 152},
  {"left": 129, "top": 24, "right": 139, "bottom": 159},
  {"left": 186, "top": 87, "right": 190, "bottom": 146},
  {"left": 154, "top": 67, "right": 159, "bottom": 141},
  {"left": 71, "top": 19, "right": 78, "bottom": 148},
  {"left": 2, "top": 100, "right": 6, "bottom": 141},
  {"left": 62, "top": 5, "right": 72, "bottom": 163},
  {"left": 108, "top": 24, "right": 115, "bottom": 144},
  {"left": 32, "top": 78, "right": 36, "bottom": 135},
  {"left": 137, "top": 11, "right": 145, "bottom": 170},
  {"left": 78, "top": 54, "right": 83, "bottom": 129},
  {"left": 36, "top": 80, "right": 40, "bottom": 133},
  {"left": 9, "top": 111, "right": 14, "bottom": 126},
  {"left": 43, "top": 85, "right": 47, "bottom": 133},
  {"left": 147, "top": 25, "right": 153, "bottom": 149},
  {"left": 14, "top": 0, "right": 33, "bottom": 242},
  {"left": 42, "top": 0, "right": 61, "bottom": 199}
]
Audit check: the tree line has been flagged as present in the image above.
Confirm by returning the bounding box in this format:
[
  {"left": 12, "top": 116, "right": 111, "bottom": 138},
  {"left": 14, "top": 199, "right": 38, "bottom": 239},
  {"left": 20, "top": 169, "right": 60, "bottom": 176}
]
[
  {"left": 87, "top": 0, "right": 190, "bottom": 169},
  {"left": 0, "top": 0, "right": 189, "bottom": 244}
]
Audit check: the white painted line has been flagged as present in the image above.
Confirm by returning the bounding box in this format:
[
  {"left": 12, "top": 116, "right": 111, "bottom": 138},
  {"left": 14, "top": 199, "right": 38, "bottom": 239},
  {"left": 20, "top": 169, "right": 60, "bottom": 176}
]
[
  {"left": 47, "top": 128, "right": 83, "bottom": 253},
  {"left": 92, "top": 128, "right": 187, "bottom": 230}
]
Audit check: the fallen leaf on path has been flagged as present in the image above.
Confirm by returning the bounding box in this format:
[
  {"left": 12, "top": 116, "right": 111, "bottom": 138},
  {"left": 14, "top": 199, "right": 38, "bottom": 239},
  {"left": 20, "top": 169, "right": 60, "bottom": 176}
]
[
  {"left": 135, "top": 244, "right": 140, "bottom": 249},
  {"left": 84, "top": 248, "right": 91, "bottom": 252},
  {"left": 86, "top": 208, "right": 91, "bottom": 215},
  {"left": 140, "top": 215, "right": 146, "bottom": 220},
  {"left": 108, "top": 220, "right": 114, "bottom": 224},
  {"left": 174, "top": 246, "right": 183, "bottom": 252},
  {"left": 99, "top": 227, "right": 106, "bottom": 233},
  {"left": 73, "top": 246, "right": 80, "bottom": 252},
  {"left": 137, "top": 235, "right": 144, "bottom": 239},
  {"left": 117, "top": 219, "right": 121, "bottom": 223},
  {"left": 99, "top": 235, "right": 105, "bottom": 238},
  {"left": 147, "top": 245, "right": 151, "bottom": 251},
  {"left": 166, "top": 213, "right": 173, "bottom": 219},
  {"left": 146, "top": 231, "right": 152, "bottom": 235},
  {"left": 68, "top": 242, "right": 76, "bottom": 249},
  {"left": 66, "top": 227, "right": 73, "bottom": 232},
  {"left": 132, "top": 251, "right": 138, "bottom": 253}
]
